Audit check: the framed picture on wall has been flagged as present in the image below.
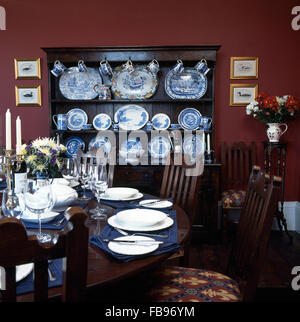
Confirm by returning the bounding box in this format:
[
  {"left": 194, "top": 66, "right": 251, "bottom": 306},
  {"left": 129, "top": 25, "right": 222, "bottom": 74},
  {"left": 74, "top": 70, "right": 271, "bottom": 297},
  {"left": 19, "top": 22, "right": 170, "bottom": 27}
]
[
  {"left": 230, "top": 57, "right": 258, "bottom": 79},
  {"left": 15, "top": 85, "right": 42, "bottom": 106},
  {"left": 14, "top": 58, "right": 41, "bottom": 79},
  {"left": 230, "top": 84, "right": 258, "bottom": 106}
]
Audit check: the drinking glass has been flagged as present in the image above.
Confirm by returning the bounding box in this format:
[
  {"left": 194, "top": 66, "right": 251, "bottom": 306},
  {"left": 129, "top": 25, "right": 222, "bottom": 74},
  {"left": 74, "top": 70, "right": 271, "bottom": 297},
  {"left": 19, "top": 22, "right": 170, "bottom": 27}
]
[
  {"left": 90, "top": 164, "right": 108, "bottom": 220},
  {"left": 61, "top": 158, "right": 79, "bottom": 186},
  {"left": 24, "top": 179, "right": 54, "bottom": 243},
  {"left": 78, "top": 162, "right": 92, "bottom": 201}
]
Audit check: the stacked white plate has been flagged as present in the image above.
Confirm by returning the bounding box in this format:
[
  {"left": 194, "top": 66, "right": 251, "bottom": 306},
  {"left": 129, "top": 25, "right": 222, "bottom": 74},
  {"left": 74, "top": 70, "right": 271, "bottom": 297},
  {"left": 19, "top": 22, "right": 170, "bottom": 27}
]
[{"left": 102, "top": 187, "right": 143, "bottom": 201}]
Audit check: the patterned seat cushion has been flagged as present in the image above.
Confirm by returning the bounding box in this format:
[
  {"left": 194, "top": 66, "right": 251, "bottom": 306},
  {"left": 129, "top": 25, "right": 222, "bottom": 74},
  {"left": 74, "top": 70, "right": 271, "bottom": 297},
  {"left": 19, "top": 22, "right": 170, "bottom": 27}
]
[
  {"left": 221, "top": 189, "right": 246, "bottom": 209},
  {"left": 146, "top": 266, "right": 240, "bottom": 302}
]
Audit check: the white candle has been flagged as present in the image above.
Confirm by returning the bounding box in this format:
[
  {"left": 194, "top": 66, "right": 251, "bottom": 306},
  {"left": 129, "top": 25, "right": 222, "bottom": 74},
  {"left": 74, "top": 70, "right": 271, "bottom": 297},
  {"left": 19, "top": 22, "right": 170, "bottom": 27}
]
[
  {"left": 207, "top": 133, "right": 211, "bottom": 155},
  {"left": 16, "top": 116, "right": 22, "bottom": 154},
  {"left": 5, "top": 109, "right": 11, "bottom": 150}
]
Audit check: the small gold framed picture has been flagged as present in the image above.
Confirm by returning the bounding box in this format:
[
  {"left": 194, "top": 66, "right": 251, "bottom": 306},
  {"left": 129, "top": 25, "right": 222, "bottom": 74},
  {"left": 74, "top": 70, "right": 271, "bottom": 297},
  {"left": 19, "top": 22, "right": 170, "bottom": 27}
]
[
  {"left": 230, "top": 84, "right": 258, "bottom": 106},
  {"left": 230, "top": 57, "right": 258, "bottom": 79},
  {"left": 14, "top": 58, "right": 41, "bottom": 79},
  {"left": 15, "top": 85, "right": 42, "bottom": 107}
]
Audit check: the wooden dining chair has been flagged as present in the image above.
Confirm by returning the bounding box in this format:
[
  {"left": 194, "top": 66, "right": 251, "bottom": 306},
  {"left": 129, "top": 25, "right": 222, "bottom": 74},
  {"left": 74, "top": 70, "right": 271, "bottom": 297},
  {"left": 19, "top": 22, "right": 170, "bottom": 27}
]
[
  {"left": 141, "top": 166, "right": 281, "bottom": 302},
  {"left": 75, "top": 147, "right": 115, "bottom": 188},
  {"left": 0, "top": 207, "right": 89, "bottom": 302},
  {"left": 160, "top": 152, "right": 204, "bottom": 266},
  {"left": 219, "top": 141, "right": 256, "bottom": 241}
]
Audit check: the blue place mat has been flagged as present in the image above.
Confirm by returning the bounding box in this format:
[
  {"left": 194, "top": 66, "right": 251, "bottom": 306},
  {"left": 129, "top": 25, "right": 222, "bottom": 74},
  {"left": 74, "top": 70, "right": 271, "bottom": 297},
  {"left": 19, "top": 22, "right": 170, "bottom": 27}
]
[
  {"left": 90, "top": 209, "right": 181, "bottom": 262},
  {"left": 21, "top": 200, "right": 88, "bottom": 230},
  {"left": 0, "top": 259, "right": 63, "bottom": 298}
]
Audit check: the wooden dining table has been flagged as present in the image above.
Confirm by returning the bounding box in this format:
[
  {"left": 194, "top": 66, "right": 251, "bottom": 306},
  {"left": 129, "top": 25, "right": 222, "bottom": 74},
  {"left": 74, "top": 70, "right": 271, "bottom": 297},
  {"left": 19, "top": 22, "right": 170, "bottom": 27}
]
[{"left": 14, "top": 198, "right": 191, "bottom": 301}]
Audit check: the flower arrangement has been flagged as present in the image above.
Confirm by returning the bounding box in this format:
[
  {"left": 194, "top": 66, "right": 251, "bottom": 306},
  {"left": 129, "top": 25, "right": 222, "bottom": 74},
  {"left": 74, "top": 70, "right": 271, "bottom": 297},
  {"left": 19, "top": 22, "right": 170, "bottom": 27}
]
[
  {"left": 21, "top": 137, "right": 67, "bottom": 177},
  {"left": 246, "top": 92, "right": 300, "bottom": 123}
]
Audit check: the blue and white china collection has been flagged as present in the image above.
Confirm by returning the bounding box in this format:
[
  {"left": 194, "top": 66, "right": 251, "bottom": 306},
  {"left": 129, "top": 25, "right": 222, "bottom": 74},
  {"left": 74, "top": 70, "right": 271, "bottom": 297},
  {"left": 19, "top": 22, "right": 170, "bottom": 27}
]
[
  {"left": 114, "top": 105, "right": 149, "bottom": 131},
  {"left": 151, "top": 113, "right": 171, "bottom": 130},
  {"left": 178, "top": 108, "right": 202, "bottom": 130},
  {"left": 53, "top": 114, "right": 68, "bottom": 130},
  {"left": 93, "top": 113, "right": 112, "bottom": 131}
]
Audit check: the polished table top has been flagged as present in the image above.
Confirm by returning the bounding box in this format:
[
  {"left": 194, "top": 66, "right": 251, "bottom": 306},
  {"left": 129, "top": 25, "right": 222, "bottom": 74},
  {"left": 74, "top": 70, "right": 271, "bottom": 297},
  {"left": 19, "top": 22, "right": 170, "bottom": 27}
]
[{"left": 17, "top": 199, "right": 191, "bottom": 300}]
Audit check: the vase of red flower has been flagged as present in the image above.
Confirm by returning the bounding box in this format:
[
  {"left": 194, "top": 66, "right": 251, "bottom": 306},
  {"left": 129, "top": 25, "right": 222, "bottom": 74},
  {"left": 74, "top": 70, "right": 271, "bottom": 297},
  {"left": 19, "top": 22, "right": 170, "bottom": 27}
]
[{"left": 246, "top": 92, "right": 299, "bottom": 142}]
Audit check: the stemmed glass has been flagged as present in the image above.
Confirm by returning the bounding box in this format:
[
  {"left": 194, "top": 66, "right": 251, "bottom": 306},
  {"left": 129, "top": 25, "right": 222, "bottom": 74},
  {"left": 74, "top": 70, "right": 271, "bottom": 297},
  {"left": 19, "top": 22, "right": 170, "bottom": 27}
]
[
  {"left": 78, "top": 162, "right": 91, "bottom": 201},
  {"left": 23, "top": 178, "right": 54, "bottom": 243},
  {"left": 61, "top": 158, "right": 79, "bottom": 186},
  {"left": 90, "top": 164, "right": 108, "bottom": 220}
]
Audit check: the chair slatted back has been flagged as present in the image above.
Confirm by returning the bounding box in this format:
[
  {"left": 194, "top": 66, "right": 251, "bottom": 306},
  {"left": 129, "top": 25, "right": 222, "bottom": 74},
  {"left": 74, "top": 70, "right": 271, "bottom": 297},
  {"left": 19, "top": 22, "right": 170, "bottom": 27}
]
[
  {"left": 220, "top": 142, "right": 256, "bottom": 190},
  {"left": 0, "top": 207, "right": 89, "bottom": 302},
  {"left": 76, "top": 147, "right": 115, "bottom": 188},
  {"left": 227, "top": 166, "right": 281, "bottom": 301},
  {"left": 160, "top": 153, "right": 204, "bottom": 224}
]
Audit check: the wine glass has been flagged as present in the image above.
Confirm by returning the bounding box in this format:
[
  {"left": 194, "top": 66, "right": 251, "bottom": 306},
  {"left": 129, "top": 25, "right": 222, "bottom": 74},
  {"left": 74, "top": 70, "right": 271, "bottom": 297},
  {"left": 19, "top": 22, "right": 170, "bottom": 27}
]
[
  {"left": 23, "top": 178, "right": 54, "bottom": 243},
  {"left": 78, "top": 162, "right": 91, "bottom": 201},
  {"left": 90, "top": 164, "right": 108, "bottom": 220},
  {"left": 61, "top": 158, "right": 79, "bottom": 186}
]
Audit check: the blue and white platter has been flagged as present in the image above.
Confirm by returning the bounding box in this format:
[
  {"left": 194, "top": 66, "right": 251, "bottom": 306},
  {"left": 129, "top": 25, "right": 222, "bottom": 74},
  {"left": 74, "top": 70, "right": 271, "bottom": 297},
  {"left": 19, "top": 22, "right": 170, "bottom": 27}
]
[
  {"left": 178, "top": 108, "right": 202, "bottom": 130},
  {"left": 148, "top": 136, "right": 171, "bottom": 159},
  {"left": 111, "top": 65, "right": 158, "bottom": 99},
  {"left": 64, "top": 136, "right": 85, "bottom": 158},
  {"left": 151, "top": 113, "right": 171, "bottom": 130},
  {"left": 67, "top": 108, "right": 88, "bottom": 131},
  {"left": 88, "top": 135, "right": 112, "bottom": 154},
  {"left": 114, "top": 104, "right": 149, "bottom": 131},
  {"left": 59, "top": 67, "right": 102, "bottom": 100},
  {"left": 165, "top": 67, "right": 207, "bottom": 99},
  {"left": 93, "top": 114, "right": 112, "bottom": 131},
  {"left": 182, "top": 133, "right": 206, "bottom": 157}
]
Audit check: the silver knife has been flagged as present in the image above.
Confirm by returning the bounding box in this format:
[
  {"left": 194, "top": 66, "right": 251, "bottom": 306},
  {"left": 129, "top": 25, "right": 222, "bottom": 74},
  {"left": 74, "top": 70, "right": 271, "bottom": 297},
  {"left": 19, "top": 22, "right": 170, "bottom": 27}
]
[
  {"left": 141, "top": 199, "right": 168, "bottom": 206},
  {"left": 103, "top": 239, "right": 163, "bottom": 245}
]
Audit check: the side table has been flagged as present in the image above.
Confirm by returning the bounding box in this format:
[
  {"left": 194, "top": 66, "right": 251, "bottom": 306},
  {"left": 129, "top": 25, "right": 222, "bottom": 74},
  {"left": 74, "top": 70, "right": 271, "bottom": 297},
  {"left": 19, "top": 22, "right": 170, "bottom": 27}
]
[{"left": 263, "top": 141, "right": 293, "bottom": 243}]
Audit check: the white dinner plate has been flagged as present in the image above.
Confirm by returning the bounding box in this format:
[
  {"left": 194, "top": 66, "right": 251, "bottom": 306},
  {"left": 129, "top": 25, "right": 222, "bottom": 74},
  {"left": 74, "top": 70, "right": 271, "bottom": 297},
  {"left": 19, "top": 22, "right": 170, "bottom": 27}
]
[
  {"left": 115, "top": 208, "right": 167, "bottom": 228},
  {"left": 0, "top": 263, "right": 34, "bottom": 290},
  {"left": 104, "top": 187, "right": 139, "bottom": 200},
  {"left": 139, "top": 199, "right": 173, "bottom": 209},
  {"left": 101, "top": 192, "right": 143, "bottom": 202},
  {"left": 21, "top": 210, "right": 60, "bottom": 223},
  {"left": 107, "top": 236, "right": 159, "bottom": 256},
  {"left": 108, "top": 215, "right": 174, "bottom": 232}
]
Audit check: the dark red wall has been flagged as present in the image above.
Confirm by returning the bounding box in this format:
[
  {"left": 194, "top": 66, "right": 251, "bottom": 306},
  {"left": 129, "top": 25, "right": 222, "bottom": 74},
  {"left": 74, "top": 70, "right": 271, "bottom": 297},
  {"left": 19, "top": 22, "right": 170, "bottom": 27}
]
[{"left": 0, "top": 0, "right": 299, "bottom": 200}]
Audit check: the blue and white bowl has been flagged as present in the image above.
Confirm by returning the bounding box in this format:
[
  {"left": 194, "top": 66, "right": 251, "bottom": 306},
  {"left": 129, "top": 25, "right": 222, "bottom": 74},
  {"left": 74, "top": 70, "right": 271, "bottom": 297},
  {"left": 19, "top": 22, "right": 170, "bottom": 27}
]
[
  {"left": 93, "top": 114, "right": 112, "bottom": 131},
  {"left": 178, "top": 108, "right": 202, "bottom": 131},
  {"left": 88, "top": 135, "right": 112, "bottom": 154},
  {"left": 151, "top": 113, "right": 171, "bottom": 130}
]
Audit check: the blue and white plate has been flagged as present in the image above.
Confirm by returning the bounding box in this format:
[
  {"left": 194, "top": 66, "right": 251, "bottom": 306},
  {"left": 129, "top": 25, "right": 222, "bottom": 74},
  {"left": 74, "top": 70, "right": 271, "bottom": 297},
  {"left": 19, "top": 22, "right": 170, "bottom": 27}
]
[
  {"left": 148, "top": 136, "right": 171, "bottom": 159},
  {"left": 93, "top": 114, "right": 112, "bottom": 131},
  {"left": 114, "top": 105, "right": 149, "bottom": 131},
  {"left": 178, "top": 108, "right": 202, "bottom": 130},
  {"left": 151, "top": 113, "right": 171, "bottom": 130},
  {"left": 183, "top": 133, "right": 206, "bottom": 157},
  {"left": 59, "top": 67, "right": 102, "bottom": 100},
  {"left": 64, "top": 136, "right": 85, "bottom": 158},
  {"left": 67, "top": 108, "right": 88, "bottom": 130},
  {"left": 88, "top": 135, "right": 112, "bottom": 154},
  {"left": 165, "top": 67, "right": 207, "bottom": 99},
  {"left": 111, "top": 64, "right": 158, "bottom": 99},
  {"left": 119, "top": 138, "right": 144, "bottom": 161}
]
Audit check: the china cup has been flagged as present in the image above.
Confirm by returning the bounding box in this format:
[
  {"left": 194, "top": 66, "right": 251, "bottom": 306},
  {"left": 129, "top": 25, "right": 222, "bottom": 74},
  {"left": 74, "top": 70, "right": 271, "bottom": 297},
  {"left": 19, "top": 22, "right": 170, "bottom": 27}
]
[
  {"left": 51, "top": 60, "right": 67, "bottom": 77},
  {"left": 94, "top": 84, "right": 111, "bottom": 100},
  {"left": 194, "top": 59, "right": 210, "bottom": 75},
  {"left": 200, "top": 116, "right": 212, "bottom": 130},
  {"left": 171, "top": 59, "right": 184, "bottom": 73},
  {"left": 147, "top": 59, "right": 160, "bottom": 74},
  {"left": 122, "top": 60, "right": 134, "bottom": 74},
  {"left": 78, "top": 60, "right": 88, "bottom": 72},
  {"left": 53, "top": 114, "right": 68, "bottom": 130},
  {"left": 99, "top": 60, "right": 113, "bottom": 76}
]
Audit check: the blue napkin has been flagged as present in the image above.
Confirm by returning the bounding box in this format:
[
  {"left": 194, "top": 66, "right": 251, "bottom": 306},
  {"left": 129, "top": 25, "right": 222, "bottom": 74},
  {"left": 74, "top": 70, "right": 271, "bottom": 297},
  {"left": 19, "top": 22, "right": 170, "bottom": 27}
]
[
  {"left": 0, "top": 259, "right": 63, "bottom": 298},
  {"left": 21, "top": 200, "right": 88, "bottom": 230},
  {"left": 90, "top": 209, "right": 181, "bottom": 262},
  {"left": 0, "top": 181, "right": 7, "bottom": 190}
]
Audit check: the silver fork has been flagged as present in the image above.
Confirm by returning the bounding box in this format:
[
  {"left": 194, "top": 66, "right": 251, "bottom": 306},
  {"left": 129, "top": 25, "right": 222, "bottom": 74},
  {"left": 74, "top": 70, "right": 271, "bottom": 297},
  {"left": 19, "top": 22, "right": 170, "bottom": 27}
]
[
  {"left": 53, "top": 217, "right": 66, "bottom": 227},
  {"left": 115, "top": 227, "right": 168, "bottom": 238}
]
